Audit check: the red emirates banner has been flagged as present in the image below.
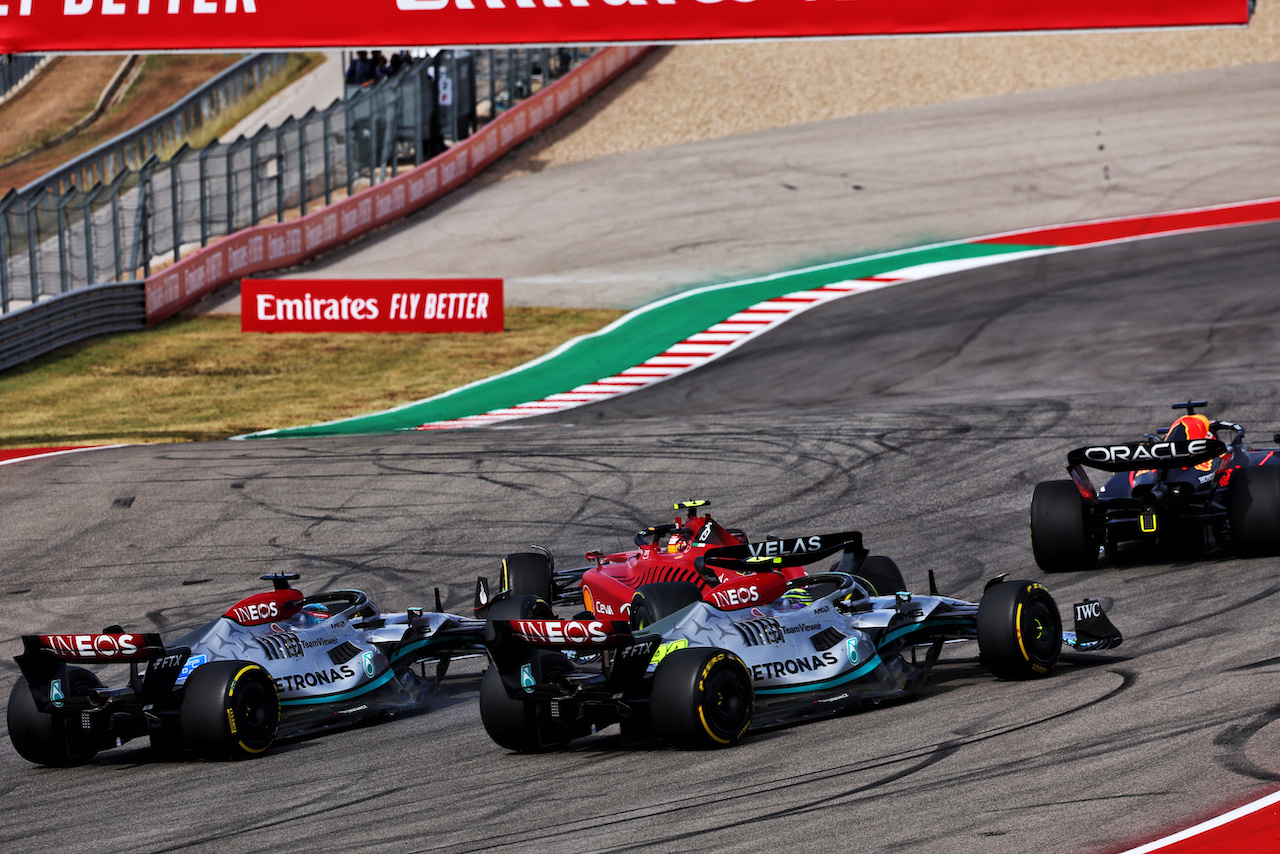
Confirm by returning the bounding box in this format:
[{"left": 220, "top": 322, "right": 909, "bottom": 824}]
[
  {"left": 0, "top": 0, "right": 1252, "bottom": 53},
  {"left": 241, "top": 278, "right": 503, "bottom": 333}
]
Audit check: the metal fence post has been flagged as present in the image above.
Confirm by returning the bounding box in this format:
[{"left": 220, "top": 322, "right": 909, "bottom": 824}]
[
  {"left": 249, "top": 134, "right": 260, "bottom": 225},
  {"left": 198, "top": 143, "right": 211, "bottom": 247},
  {"left": 274, "top": 122, "right": 286, "bottom": 222},
  {"left": 23, "top": 190, "right": 41, "bottom": 303},
  {"left": 80, "top": 185, "right": 102, "bottom": 287},
  {"left": 55, "top": 190, "right": 73, "bottom": 293},
  {"left": 225, "top": 138, "right": 237, "bottom": 232},
  {"left": 169, "top": 148, "right": 184, "bottom": 263},
  {"left": 297, "top": 116, "right": 308, "bottom": 216},
  {"left": 108, "top": 173, "right": 126, "bottom": 282},
  {"left": 344, "top": 98, "right": 356, "bottom": 196},
  {"left": 322, "top": 107, "right": 334, "bottom": 205},
  {"left": 131, "top": 155, "right": 158, "bottom": 279},
  {"left": 0, "top": 194, "right": 12, "bottom": 314}
]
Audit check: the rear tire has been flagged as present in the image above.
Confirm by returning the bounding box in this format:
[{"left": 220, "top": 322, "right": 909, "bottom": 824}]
[
  {"left": 502, "top": 552, "right": 555, "bottom": 603},
  {"left": 856, "top": 555, "right": 906, "bottom": 595},
  {"left": 630, "top": 582, "right": 703, "bottom": 631},
  {"left": 1030, "top": 480, "right": 1098, "bottom": 572},
  {"left": 978, "top": 580, "right": 1062, "bottom": 680},
  {"left": 7, "top": 668, "right": 105, "bottom": 766},
  {"left": 180, "top": 661, "right": 279, "bottom": 760},
  {"left": 650, "top": 647, "right": 753, "bottom": 748},
  {"left": 1229, "top": 467, "right": 1280, "bottom": 556},
  {"left": 479, "top": 651, "right": 578, "bottom": 752}
]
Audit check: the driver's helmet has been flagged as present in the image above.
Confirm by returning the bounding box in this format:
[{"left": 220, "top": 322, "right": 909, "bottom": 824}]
[
  {"left": 298, "top": 602, "right": 331, "bottom": 626},
  {"left": 1165, "top": 414, "right": 1211, "bottom": 442},
  {"left": 776, "top": 587, "right": 813, "bottom": 611},
  {"left": 666, "top": 531, "right": 691, "bottom": 554}
]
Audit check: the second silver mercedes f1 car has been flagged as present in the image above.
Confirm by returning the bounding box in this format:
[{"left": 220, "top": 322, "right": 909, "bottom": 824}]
[
  {"left": 8, "top": 574, "right": 485, "bottom": 765},
  {"left": 479, "top": 535, "right": 1122, "bottom": 751}
]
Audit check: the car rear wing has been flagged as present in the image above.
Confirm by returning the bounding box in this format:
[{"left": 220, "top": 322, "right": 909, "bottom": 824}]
[
  {"left": 484, "top": 617, "right": 659, "bottom": 699},
  {"left": 15, "top": 633, "right": 193, "bottom": 713},
  {"left": 24, "top": 632, "right": 165, "bottom": 661},
  {"left": 699, "top": 531, "right": 864, "bottom": 573},
  {"left": 1064, "top": 438, "right": 1228, "bottom": 499},
  {"left": 1067, "top": 439, "right": 1227, "bottom": 473}
]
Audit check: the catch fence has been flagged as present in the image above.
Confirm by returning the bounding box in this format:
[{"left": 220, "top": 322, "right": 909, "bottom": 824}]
[
  {"left": 1, "top": 48, "right": 586, "bottom": 317},
  {"left": 0, "top": 53, "right": 47, "bottom": 101}
]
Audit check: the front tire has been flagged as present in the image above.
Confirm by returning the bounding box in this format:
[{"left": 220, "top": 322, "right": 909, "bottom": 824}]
[
  {"left": 1030, "top": 480, "right": 1098, "bottom": 572},
  {"left": 180, "top": 661, "right": 279, "bottom": 760},
  {"left": 1229, "top": 466, "right": 1280, "bottom": 556},
  {"left": 7, "top": 668, "right": 105, "bottom": 766},
  {"left": 856, "top": 555, "right": 906, "bottom": 595},
  {"left": 650, "top": 647, "right": 753, "bottom": 748},
  {"left": 977, "top": 580, "right": 1062, "bottom": 680},
  {"left": 502, "top": 552, "right": 555, "bottom": 603}
]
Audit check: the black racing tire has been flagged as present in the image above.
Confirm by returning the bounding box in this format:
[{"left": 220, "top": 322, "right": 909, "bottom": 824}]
[
  {"left": 180, "top": 661, "right": 279, "bottom": 760},
  {"left": 479, "top": 651, "right": 577, "bottom": 752},
  {"left": 1030, "top": 480, "right": 1099, "bottom": 572},
  {"left": 7, "top": 667, "right": 105, "bottom": 766},
  {"left": 488, "top": 593, "right": 555, "bottom": 622},
  {"left": 502, "top": 552, "right": 555, "bottom": 603},
  {"left": 1228, "top": 466, "right": 1280, "bottom": 557},
  {"left": 650, "top": 647, "right": 753, "bottom": 748},
  {"left": 977, "top": 580, "right": 1063, "bottom": 680},
  {"left": 855, "top": 555, "right": 906, "bottom": 595},
  {"left": 630, "top": 581, "right": 704, "bottom": 632}
]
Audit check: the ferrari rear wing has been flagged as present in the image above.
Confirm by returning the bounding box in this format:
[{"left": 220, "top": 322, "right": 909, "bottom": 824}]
[{"left": 699, "top": 531, "right": 864, "bottom": 573}]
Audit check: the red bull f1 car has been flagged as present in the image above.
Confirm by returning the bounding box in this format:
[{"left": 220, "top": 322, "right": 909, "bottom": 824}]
[
  {"left": 476, "top": 500, "right": 910, "bottom": 622},
  {"left": 478, "top": 535, "right": 1123, "bottom": 751},
  {"left": 1031, "top": 401, "right": 1280, "bottom": 572},
  {"left": 7, "top": 574, "right": 485, "bottom": 766}
]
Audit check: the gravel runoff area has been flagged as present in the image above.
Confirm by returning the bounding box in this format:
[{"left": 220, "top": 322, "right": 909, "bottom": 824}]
[{"left": 486, "top": 8, "right": 1280, "bottom": 179}]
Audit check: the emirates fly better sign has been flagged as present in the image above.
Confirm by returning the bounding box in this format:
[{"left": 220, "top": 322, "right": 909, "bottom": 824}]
[
  {"left": 0, "top": 0, "right": 1252, "bottom": 52},
  {"left": 241, "top": 279, "right": 503, "bottom": 333}
]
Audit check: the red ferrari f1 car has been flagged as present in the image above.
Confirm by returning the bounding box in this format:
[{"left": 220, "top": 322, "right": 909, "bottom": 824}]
[{"left": 475, "top": 501, "right": 908, "bottom": 625}]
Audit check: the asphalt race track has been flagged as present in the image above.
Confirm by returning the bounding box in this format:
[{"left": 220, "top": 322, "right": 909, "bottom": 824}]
[{"left": 4, "top": 222, "right": 1280, "bottom": 853}]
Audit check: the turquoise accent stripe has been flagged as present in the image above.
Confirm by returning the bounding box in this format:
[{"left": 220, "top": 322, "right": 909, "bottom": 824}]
[
  {"left": 280, "top": 667, "right": 397, "bottom": 707},
  {"left": 755, "top": 654, "right": 885, "bottom": 695},
  {"left": 878, "top": 617, "right": 974, "bottom": 648},
  {"left": 389, "top": 635, "right": 450, "bottom": 665}
]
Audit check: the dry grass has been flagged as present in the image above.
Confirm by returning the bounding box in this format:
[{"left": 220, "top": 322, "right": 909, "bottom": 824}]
[
  {"left": 0, "top": 53, "right": 321, "bottom": 194},
  {"left": 0, "top": 308, "right": 624, "bottom": 448}
]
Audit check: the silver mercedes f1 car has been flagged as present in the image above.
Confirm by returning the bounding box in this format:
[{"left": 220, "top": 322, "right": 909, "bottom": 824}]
[
  {"left": 8, "top": 574, "right": 485, "bottom": 765},
  {"left": 480, "top": 534, "right": 1123, "bottom": 751}
]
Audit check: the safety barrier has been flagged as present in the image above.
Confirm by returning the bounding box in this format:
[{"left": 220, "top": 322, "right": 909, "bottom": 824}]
[{"left": 0, "top": 280, "right": 145, "bottom": 372}]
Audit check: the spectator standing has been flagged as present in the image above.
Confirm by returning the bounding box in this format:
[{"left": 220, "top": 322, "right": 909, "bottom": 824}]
[{"left": 345, "top": 50, "right": 375, "bottom": 85}]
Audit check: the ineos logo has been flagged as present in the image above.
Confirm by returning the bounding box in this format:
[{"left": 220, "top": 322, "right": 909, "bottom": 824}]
[{"left": 41, "top": 633, "right": 143, "bottom": 659}]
